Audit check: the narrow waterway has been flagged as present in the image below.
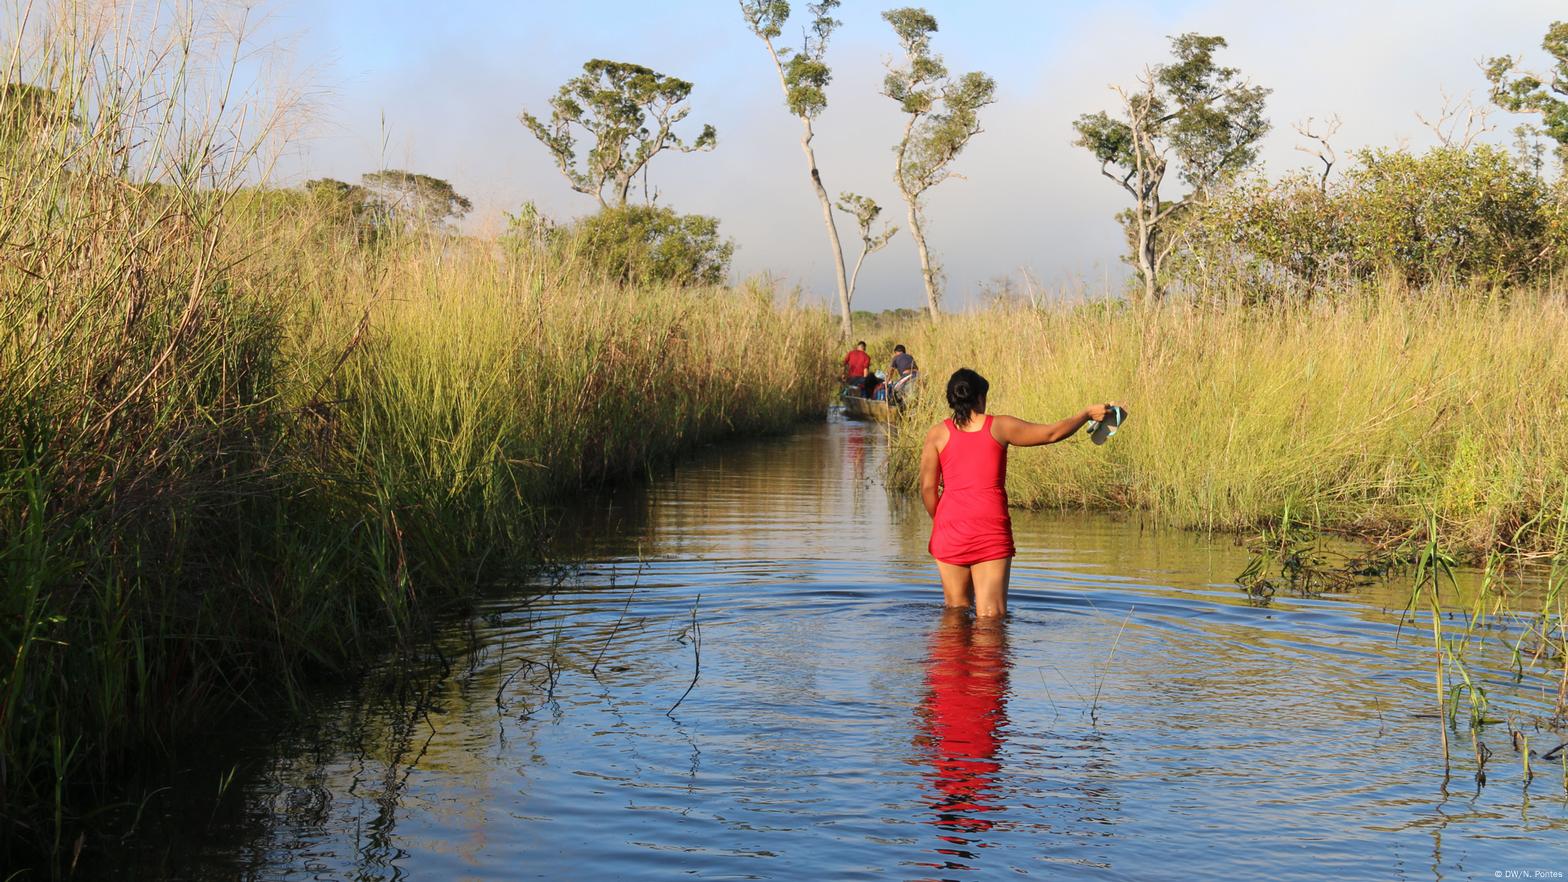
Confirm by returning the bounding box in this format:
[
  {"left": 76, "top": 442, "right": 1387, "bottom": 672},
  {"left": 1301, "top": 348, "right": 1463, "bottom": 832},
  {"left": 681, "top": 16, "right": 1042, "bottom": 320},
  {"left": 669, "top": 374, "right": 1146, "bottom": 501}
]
[{"left": 114, "top": 414, "right": 1564, "bottom": 880}]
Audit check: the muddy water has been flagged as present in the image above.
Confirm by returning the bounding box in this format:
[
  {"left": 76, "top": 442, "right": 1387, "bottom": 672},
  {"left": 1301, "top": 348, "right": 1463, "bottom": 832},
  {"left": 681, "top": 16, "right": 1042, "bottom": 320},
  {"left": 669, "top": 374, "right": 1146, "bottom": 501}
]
[{"left": 114, "top": 415, "right": 1565, "bottom": 880}]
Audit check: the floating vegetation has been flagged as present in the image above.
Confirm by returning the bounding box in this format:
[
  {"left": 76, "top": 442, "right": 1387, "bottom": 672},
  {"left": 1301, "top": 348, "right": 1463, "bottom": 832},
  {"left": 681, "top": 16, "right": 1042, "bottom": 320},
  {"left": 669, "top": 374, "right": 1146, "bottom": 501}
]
[
  {"left": 1236, "top": 505, "right": 1402, "bottom": 601},
  {"left": 1234, "top": 507, "right": 1568, "bottom": 782}
]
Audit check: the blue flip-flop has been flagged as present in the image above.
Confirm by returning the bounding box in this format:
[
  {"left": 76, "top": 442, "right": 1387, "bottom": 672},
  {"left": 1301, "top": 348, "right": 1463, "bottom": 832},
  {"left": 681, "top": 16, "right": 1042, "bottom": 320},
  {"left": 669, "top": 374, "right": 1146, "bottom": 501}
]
[{"left": 1086, "top": 405, "right": 1126, "bottom": 446}]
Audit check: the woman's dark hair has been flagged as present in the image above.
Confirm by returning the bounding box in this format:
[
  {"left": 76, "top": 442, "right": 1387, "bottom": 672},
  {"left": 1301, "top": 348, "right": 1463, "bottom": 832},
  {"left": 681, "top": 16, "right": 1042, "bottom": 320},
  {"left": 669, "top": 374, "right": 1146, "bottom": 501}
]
[{"left": 946, "top": 368, "right": 989, "bottom": 428}]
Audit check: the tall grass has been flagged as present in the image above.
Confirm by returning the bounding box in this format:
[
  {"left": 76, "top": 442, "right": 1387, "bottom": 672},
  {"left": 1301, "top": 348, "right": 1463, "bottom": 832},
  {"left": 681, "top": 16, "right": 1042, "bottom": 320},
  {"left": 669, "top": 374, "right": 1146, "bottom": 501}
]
[
  {"left": 889, "top": 287, "right": 1568, "bottom": 557},
  {"left": 0, "top": 3, "right": 834, "bottom": 867}
]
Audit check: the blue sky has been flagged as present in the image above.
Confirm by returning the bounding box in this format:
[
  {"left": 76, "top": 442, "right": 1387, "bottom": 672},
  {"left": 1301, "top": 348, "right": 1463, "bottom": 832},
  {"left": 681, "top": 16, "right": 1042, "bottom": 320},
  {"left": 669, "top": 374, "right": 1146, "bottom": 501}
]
[{"left": 261, "top": 0, "right": 1565, "bottom": 310}]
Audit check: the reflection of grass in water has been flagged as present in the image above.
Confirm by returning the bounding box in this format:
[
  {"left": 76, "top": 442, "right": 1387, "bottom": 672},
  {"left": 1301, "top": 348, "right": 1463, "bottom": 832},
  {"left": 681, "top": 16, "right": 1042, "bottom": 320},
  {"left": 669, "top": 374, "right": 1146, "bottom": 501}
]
[{"left": 0, "top": 7, "right": 836, "bottom": 868}]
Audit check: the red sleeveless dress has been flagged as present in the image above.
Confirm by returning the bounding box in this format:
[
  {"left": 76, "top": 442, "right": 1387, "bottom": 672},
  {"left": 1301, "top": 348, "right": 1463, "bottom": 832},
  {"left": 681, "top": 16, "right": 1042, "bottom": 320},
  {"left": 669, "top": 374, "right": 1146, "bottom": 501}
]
[{"left": 929, "top": 415, "right": 1016, "bottom": 565}]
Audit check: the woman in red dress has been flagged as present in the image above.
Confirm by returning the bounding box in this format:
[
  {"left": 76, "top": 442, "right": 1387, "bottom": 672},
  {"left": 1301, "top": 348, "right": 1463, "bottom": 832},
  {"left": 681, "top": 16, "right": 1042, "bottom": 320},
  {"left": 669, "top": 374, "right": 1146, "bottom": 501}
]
[{"left": 919, "top": 368, "right": 1120, "bottom": 617}]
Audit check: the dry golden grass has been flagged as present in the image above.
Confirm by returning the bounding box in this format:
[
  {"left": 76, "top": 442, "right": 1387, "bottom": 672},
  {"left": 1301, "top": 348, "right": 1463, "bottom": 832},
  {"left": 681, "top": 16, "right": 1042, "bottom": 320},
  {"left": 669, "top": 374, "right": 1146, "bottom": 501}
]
[{"left": 889, "top": 289, "right": 1568, "bottom": 556}]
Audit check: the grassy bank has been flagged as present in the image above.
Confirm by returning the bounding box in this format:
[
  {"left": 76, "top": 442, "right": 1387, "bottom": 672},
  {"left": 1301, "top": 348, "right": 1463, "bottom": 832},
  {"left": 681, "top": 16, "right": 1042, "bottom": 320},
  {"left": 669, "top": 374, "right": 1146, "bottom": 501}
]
[
  {"left": 0, "top": 20, "right": 835, "bottom": 865},
  {"left": 888, "top": 288, "right": 1568, "bottom": 558},
  {"left": 1, "top": 209, "right": 835, "bottom": 864}
]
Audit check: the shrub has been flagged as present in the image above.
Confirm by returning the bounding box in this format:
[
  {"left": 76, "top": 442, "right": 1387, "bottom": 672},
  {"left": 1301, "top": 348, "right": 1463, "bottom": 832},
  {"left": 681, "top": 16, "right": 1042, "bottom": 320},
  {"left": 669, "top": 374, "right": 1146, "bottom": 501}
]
[
  {"left": 1172, "top": 145, "right": 1561, "bottom": 298},
  {"left": 1342, "top": 146, "right": 1549, "bottom": 282},
  {"left": 550, "top": 205, "right": 735, "bottom": 286}
]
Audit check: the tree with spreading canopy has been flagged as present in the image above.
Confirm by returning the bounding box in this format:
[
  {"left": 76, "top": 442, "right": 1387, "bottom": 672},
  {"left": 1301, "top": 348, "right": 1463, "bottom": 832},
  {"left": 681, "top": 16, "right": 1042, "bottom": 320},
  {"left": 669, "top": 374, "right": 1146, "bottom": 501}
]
[
  {"left": 303, "top": 171, "right": 471, "bottom": 239},
  {"left": 739, "top": 0, "right": 857, "bottom": 337},
  {"left": 361, "top": 169, "right": 473, "bottom": 231},
  {"left": 1073, "top": 33, "right": 1269, "bottom": 301},
  {"left": 1486, "top": 21, "right": 1568, "bottom": 169},
  {"left": 882, "top": 7, "right": 994, "bottom": 320},
  {"left": 836, "top": 191, "right": 897, "bottom": 308},
  {"left": 521, "top": 59, "right": 716, "bottom": 209}
]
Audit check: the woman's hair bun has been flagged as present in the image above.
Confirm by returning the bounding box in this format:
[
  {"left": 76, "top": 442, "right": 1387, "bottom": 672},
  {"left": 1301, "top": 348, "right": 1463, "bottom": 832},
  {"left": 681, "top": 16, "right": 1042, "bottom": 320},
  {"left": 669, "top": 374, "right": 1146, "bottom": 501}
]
[{"left": 945, "top": 368, "right": 989, "bottom": 428}]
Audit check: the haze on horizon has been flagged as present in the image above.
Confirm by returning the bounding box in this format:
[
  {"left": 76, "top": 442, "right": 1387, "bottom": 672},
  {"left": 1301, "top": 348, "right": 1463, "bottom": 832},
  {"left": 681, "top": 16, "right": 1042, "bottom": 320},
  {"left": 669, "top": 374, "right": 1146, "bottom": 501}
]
[{"left": 264, "top": 0, "right": 1564, "bottom": 312}]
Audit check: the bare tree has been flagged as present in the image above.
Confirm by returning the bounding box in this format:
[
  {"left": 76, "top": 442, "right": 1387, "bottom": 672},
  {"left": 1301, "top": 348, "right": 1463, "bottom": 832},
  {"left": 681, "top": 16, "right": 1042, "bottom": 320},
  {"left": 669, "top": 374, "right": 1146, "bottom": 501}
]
[
  {"left": 836, "top": 191, "right": 897, "bottom": 309},
  {"left": 883, "top": 7, "right": 995, "bottom": 320},
  {"left": 1293, "top": 114, "right": 1341, "bottom": 194},
  {"left": 740, "top": 1, "right": 855, "bottom": 337},
  {"left": 1416, "top": 90, "right": 1495, "bottom": 150},
  {"left": 1073, "top": 34, "right": 1270, "bottom": 301}
]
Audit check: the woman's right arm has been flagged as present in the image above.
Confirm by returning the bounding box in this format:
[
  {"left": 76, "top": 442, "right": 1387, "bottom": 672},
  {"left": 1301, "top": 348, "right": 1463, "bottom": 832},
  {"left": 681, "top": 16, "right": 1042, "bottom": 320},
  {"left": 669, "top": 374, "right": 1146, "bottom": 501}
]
[
  {"left": 919, "top": 423, "right": 944, "bottom": 518},
  {"left": 995, "top": 403, "right": 1119, "bottom": 448}
]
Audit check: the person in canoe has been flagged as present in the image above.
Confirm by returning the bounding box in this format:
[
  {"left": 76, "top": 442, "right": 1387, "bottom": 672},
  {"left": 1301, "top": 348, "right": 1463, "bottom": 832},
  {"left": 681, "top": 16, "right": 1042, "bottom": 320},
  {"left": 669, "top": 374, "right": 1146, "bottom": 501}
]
[
  {"left": 842, "top": 341, "right": 871, "bottom": 384},
  {"left": 919, "top": 368, "right": 1123, "bottom": 618}
]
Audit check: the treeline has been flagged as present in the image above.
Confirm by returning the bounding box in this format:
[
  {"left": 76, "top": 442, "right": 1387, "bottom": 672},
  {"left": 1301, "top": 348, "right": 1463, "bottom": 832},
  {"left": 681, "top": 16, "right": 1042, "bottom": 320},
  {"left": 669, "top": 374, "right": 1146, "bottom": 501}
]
[
  {"left": 518, "top": 3, "right": 995, "bottom": 334},
  {"left": 525, "top": 9, "right": 1568, "bottom": 328},
  {"left": 1170, "top": 144, "right": 1568, "bottom": 301},
  {"left": 1075, "top": 21, "right": 1568, "bottom": 302}
]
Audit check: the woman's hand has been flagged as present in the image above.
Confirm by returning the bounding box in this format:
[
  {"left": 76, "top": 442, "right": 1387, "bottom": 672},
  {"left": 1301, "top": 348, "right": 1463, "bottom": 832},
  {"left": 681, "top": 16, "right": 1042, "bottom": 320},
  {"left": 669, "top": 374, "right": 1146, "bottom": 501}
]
[
  {"left": 1086, "top": 401, "right": 1126, "bottom": 422},
  {"left": 997, "top": 402, "right": 1127, "bottom": 448}
]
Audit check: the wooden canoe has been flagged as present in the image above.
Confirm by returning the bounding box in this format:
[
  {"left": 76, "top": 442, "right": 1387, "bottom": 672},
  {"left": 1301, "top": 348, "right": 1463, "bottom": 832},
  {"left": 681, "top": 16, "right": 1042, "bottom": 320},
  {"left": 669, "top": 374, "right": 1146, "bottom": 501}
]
[{"left": 840, "top": 387, "right": 899, "bottom": 422}]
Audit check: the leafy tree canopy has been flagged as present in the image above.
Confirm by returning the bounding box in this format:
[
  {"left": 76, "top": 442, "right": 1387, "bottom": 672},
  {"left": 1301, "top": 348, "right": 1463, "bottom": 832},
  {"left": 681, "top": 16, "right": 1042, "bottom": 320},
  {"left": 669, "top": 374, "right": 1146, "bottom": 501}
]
[
  {"left": 1487, "top": 21, "right": 1568, "bottom": 164},
  {"left": 522, "top": 59, "right": 716, "bottom": 207},
  {"left": 883, "top": 8, "right": 996, "bottom": 199},
  {"left": 741, "top": 1, "right": 842, "bottom": 118},
  {"left": 361, "top": 169, "right": 473, "bottom": 229},
  {"left": 1074, "top": 33, "right": 1269, "bottom": 194},
  {"left": 0, "top": 83, "right": 73, "bottom": 143},
  {"left": 1171, "top": 145, "right": 1559, "bottom": 297},
  {"left": 836, "top": 191, "right": 897, "bottom": 252},
  {"left": 302, "top": 172, "right": 470, "bottom": 240},
  {"left": 512, "top": 205, "right": 734, "bottom": 287}
]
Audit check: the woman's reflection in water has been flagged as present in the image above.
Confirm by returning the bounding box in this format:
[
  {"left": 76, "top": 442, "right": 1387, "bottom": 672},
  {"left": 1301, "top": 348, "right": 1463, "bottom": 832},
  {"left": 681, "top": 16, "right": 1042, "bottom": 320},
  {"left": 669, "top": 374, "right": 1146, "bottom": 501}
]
[{"left": 913, "top": 608, "right": 1010, "bottom": 878}]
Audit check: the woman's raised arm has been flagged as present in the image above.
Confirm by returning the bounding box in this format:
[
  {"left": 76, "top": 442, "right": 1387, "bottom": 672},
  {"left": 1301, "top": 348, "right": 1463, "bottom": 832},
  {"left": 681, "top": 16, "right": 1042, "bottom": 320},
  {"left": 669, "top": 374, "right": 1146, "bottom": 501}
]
[{"left": 993, "top": 403, "right": 1119, "bottom": 448}]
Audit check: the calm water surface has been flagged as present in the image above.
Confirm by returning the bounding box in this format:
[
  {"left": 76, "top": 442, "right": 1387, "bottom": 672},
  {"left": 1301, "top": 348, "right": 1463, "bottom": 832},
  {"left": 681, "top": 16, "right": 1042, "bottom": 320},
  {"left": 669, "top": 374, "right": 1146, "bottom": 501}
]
[{"left": 116, "top": 415, "right": 1566, "bottom": 880}]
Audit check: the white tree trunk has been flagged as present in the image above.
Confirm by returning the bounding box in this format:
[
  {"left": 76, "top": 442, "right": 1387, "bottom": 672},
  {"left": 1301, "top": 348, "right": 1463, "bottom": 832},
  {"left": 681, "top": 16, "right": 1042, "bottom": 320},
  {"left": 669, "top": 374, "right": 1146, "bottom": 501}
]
[
  {"left": 893, "top": 116, "right": 939, "bottom": 320},
  {"left": 799, "top": 120, "right": 854, "bottom": 337},
  {"left": 1136, "top": 218, "right": 1159, "bottom": 302},
  {"left": 847, "top": 242, "right": 868, "bottom": 305},
  {"left": 906, "top": 200, "right": 939, "bottom": 320},
  {"left": 760, "top": 38, "right": 852, "bottom": 337}
]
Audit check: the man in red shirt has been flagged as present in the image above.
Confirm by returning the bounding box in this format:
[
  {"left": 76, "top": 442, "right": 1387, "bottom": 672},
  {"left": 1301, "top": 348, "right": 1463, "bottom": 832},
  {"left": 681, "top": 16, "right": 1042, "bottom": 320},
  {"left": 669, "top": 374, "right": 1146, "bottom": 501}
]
[{"left": 842, "top": 340, "right": 870, "bottom": 382}]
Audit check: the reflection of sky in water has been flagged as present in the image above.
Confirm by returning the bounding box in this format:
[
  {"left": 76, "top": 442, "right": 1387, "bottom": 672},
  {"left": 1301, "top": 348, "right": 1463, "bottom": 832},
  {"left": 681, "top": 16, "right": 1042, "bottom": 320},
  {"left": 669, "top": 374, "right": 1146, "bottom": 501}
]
[{"left": 107, "top": 414, "right": 1566, "bottom": 881}]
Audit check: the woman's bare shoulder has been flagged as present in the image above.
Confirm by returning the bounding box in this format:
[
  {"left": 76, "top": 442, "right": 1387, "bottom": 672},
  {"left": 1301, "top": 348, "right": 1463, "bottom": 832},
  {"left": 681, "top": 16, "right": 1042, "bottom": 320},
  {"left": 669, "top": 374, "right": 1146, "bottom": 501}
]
[
  {"left": 924, "top": 420, "right": 951, "bottom": 452},
  {"left": 989, "top": 414, "right": 1022, "bottom": 443}
]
